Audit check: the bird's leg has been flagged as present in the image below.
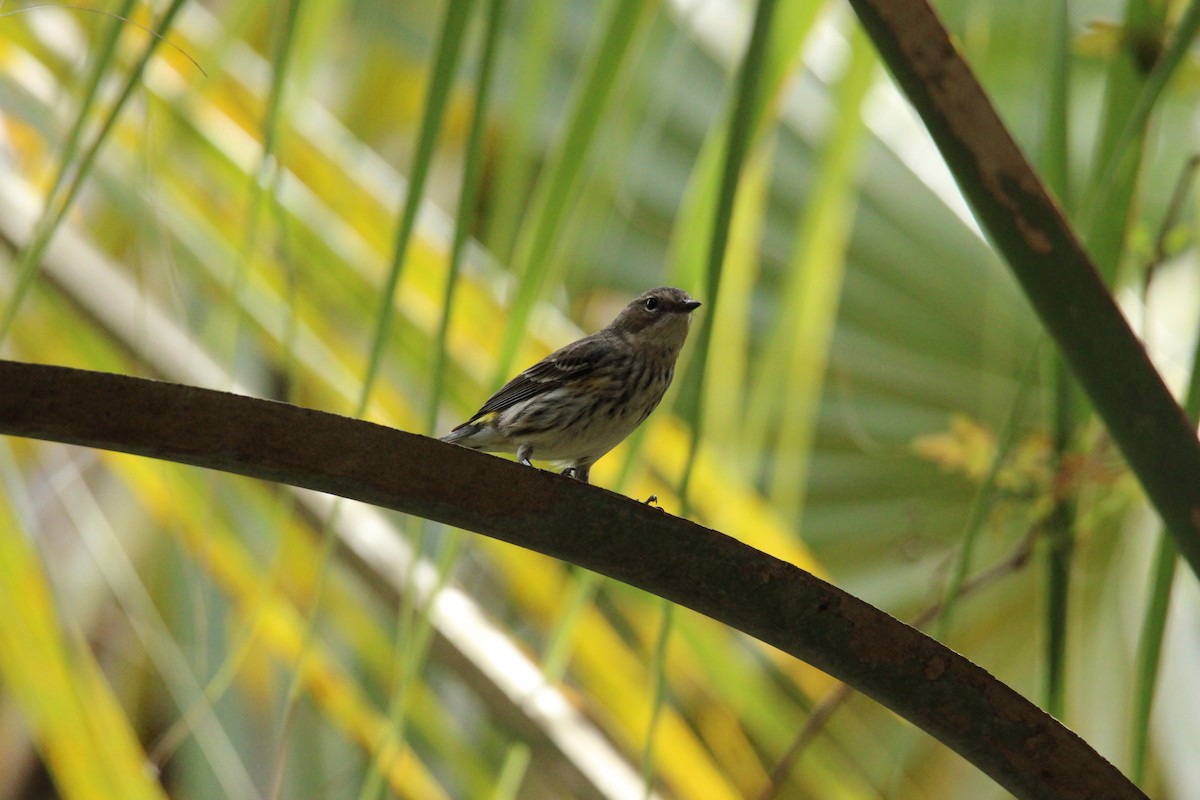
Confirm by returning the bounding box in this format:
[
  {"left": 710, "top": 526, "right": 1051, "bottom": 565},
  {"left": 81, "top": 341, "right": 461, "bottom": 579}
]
[{"left": 517, "top": 444, "right": 534, "bottom": 468}]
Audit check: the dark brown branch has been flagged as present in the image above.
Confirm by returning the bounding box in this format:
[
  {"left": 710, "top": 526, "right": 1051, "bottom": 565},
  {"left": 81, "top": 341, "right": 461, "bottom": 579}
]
[
  {"left": 0, "top": 360, "right": 1143, "bottom": 799},
  {"left": 758, "top": 525, "right": 1042, "bottom": 799},
  {"left": 843, "top": 0, "right": 1200, "bottom": 577}
]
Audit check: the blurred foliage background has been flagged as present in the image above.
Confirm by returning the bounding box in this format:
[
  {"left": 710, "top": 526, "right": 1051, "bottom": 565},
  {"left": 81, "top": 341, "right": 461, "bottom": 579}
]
[{"left": 1, "top": 0, "right": 1199, "bottom": 797}]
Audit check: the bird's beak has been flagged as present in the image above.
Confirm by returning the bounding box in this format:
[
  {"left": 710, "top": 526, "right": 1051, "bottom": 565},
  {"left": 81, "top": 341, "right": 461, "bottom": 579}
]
[{"left": 682, "top": 300, "right": 702, "bottom": 312}]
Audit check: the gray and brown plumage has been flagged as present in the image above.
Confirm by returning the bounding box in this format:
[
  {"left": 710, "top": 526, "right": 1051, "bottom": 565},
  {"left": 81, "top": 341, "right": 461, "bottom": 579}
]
[{"left": 442, "top": 287, "right": 701, "bottom": 484}]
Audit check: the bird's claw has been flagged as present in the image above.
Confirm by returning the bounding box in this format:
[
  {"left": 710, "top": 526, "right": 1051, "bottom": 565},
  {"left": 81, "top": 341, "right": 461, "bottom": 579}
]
[{"left": 643, "top": 494, "right": 665, "bottom": 510}]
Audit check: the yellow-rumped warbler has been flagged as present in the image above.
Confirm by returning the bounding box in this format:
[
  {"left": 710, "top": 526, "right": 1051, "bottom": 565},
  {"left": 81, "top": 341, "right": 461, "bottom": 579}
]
[{"left": 442, "top": 287, "right": 701, "bottom": 484}]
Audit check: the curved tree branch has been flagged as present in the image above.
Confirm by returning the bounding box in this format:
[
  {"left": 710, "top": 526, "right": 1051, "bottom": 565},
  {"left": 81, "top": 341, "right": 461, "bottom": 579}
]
[
  {"left": 843, "top": 0, "right": 1200, "bottom": 575},
  {"left": 0, "top": 359, "right": 1143, "bottom": 800}
]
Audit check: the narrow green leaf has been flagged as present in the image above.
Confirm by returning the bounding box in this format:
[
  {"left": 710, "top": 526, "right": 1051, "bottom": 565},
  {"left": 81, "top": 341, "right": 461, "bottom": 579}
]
[
  {"left": 493, "top": 0, "right": 654, "bottom": 385},
  {"left": 481, "top": 2, "right": 562, "bottom": 264},
  {"left": 1131, "top": 534, "right": 1175, "bottom": 785},
  {"left": 677, "top": 0, "right": 779, "bottom": 510},
  {"left": 1080, "top": 0, "right": 1168, "bottom": 283},
  {"left": 43, "top": 0, "right": 138, "bottom": 212},
  {"left": 1040, "top": 0, "right": 1070, "bottom": 209},
  {"left": 357, "top": 0, "right": 477, "bottom": 412},
  {"left": 1130, "top": 200, "right": 1200, "bottom": 781},
  {"left": 429, "top": 0, "right": 508, "bottom": 435},
  {"left": 935, "top": 345, "right": 1040, "bottom": 640},
  {"left": 704, "top": 134, "right": 771, "bottom": 461},
  {"left": 0, "top": 0, "right": 189, "bottom": 342},
  {"left": 757, "top": 27, "right": 876, "bottom": 518},
  {"left": 666, "top": 0, "right": 825, "bottom": 291},
  {"left": 1086, "top": 1, "right": 1200, "bottom": 222},
  {"left": 640, "top": 598, "right": 675, "bottom": 799}
]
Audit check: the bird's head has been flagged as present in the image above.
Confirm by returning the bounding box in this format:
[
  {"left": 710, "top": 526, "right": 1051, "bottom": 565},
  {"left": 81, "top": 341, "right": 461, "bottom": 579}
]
[{"left": 608, "top": 287, "right": 701, "bottom": 351}]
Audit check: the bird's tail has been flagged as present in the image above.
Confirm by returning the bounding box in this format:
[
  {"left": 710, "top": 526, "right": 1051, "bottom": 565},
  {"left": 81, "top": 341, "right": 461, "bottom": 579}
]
[{"left": 441, "top": 420, "right": 498, "bottom": 450}]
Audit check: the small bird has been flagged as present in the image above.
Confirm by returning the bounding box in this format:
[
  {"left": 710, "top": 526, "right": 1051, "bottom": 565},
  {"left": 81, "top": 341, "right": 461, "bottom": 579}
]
[{"left": 442, "top": 287, "right": 701, "bottom": 484}]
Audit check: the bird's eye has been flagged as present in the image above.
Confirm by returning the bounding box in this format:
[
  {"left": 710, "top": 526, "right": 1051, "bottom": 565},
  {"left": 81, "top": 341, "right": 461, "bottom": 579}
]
[{"left": 643, "top": 297, "right": 659, "bottom": 312}]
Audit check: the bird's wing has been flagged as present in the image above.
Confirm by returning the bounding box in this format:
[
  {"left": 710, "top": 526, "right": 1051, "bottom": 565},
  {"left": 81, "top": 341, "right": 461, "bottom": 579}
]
[{"left": 462, "top": 334, "right": 611, "bottom": 424}]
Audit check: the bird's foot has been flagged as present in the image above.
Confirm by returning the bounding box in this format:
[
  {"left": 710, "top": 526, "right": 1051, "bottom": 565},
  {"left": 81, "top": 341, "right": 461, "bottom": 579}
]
[{"left": 561, "top": 466, "right": 591, "bottom": 484}]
